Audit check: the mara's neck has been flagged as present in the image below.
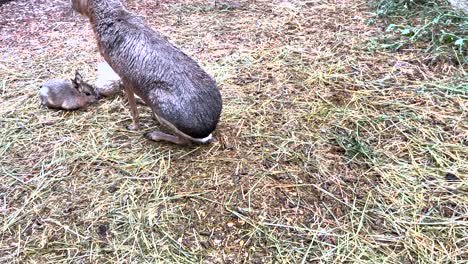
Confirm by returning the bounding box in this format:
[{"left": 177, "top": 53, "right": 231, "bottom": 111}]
[{"left": 88, "top": 0, "right": 126, "bottom": 22}]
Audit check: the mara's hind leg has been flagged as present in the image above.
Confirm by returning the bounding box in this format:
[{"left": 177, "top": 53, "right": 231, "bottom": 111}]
[
  {"left": 144, "top": 131, "right": 191, "bottom": 145},
  {"left": 122, "top": 82, "right": 140, "bottom": 130},
  {"left": 145, "top": 113, "right": 192, "bottom": 145}
]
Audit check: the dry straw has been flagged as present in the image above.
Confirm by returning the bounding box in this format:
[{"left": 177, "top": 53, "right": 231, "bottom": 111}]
[{"left": 1, "top": 0, "right": 466, "bottom": 262}]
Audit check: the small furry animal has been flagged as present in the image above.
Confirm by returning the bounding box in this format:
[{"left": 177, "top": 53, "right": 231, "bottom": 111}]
[
  {"left": 39, "top": 71, "right": 99, "bottom": 110},
  {"left": 71, "top": 0, "right": 222, "bottom": 145}
]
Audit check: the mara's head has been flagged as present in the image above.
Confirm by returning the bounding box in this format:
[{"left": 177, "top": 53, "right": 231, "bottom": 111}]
[
  {"left": 72, "top": 71, "right": 99, "bottom": 99},
  {"left": 71, "top": 0, "right": 90, "bottom": 17}
]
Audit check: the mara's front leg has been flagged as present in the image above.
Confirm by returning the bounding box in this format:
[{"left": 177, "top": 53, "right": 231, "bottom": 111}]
[{"left": 122, "top": 81, "right": 140, "bottom": 131}]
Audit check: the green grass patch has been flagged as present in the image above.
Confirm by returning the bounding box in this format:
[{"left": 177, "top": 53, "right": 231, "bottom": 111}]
[{"left": 368, "top": 0, "right": 467, "bottom": 64}]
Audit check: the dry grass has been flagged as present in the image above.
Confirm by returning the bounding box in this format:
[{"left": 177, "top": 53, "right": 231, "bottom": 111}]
[{"left": 1, "top": 0, "right": 467, "bottom": 263}]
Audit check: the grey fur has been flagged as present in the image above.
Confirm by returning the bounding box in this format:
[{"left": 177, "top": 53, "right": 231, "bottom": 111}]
[
  {"left": 95, "top": 61, "right": 122, "bottom": 97},
  {"left": 39, "top": 71, "right": 99, "bottom": 110},
  {"left": 72, "top": 0, "right": 222, "bottom": 140}
]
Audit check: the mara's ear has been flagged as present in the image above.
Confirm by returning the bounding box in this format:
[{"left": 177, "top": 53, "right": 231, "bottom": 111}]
[
  {"left": 71, "top": 78, "right": 79, "bottom": 90},
  {"left": 74, "top": 70, "right": 83, "bottom": 84},
  {"left": 71, "top": 71, "right": 83, "bottom": 90}
]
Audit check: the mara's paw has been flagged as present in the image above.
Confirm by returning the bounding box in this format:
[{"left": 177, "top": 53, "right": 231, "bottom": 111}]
[{"left": 126, "top": 123, "right": 140, "bottom": 131}]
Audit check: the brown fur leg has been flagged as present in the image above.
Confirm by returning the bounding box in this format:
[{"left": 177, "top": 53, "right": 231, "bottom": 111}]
[
  {"left": 145, "top": 131, "right": 191, "bottom": 145},
  {"left": 122, "top": 83, "right": 140, "bottom": 130},
  {"left": 135, "top": 96, "right": 146, "bottom": 106}
]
